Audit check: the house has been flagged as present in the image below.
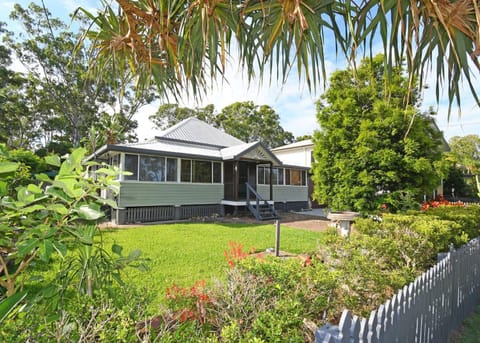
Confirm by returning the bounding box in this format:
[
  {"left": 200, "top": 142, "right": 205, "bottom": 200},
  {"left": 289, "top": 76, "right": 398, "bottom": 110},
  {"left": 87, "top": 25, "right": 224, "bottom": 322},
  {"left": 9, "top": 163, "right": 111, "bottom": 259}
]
[
  {"left": 271, "top": 139, "right": 320, "bottom": 208},
  {"left": 91, "top": 118, "right": 310, "bottom": 224}
]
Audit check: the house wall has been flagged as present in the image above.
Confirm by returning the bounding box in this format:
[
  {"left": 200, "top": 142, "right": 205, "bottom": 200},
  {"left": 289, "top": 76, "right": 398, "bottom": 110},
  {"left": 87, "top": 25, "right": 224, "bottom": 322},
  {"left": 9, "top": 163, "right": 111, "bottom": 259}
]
[
  {"left": 118, "top": 182, "right": 224, "bottom": 207},
  {"left": 257, "top": 185, "right": 308, "bottom": 202},
  {"left": 274, "top": 148, "right": 313, "bottom": 168}
]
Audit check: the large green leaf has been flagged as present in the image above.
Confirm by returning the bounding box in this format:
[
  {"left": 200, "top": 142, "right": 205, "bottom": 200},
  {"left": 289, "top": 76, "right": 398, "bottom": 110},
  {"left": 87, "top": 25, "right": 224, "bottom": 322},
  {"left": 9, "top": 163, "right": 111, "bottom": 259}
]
[
  {"left": 0, "top": 161, "right": 19, "bottom": 175},
  {"left": 39, "top": 239, "right": 54, "bottom": 262},
  {"left": 17, "top": 238, "right": 40, "bottom": 257},
  {"left": 75, "top": 204, "right": 104, "bottom": 220},
  {"left": 0, "top": 291, "right": 28, "bottom": 323},
  {"left": 44, "top": 155, "right": 61, "bottom": 167}
]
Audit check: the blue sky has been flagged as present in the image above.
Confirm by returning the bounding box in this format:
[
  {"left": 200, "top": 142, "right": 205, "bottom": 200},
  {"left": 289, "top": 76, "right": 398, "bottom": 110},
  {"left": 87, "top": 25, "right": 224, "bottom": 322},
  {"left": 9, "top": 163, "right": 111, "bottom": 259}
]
[{"left": 2, "top": 0, "right": 479, "bottom": 142}]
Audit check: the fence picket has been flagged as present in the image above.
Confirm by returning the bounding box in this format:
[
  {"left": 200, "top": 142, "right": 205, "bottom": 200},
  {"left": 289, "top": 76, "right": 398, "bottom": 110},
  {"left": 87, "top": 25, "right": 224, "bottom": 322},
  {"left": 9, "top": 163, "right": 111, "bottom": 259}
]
[{"left": 315, "top": 235, "right": 480, "bottom": 343}]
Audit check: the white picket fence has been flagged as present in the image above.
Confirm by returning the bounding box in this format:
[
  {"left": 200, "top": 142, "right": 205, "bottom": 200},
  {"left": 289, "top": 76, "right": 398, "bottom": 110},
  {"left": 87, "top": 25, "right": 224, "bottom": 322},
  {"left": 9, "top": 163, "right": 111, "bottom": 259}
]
[{"left": 315, "top": 237, "right": 480, "bottom": 343}]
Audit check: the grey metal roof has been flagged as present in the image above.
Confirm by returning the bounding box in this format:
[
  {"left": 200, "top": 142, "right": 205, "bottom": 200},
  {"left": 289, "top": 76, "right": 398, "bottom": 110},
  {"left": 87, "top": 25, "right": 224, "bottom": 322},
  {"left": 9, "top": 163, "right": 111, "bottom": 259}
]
[
  {"left": 114, "top": 140, "right": 221, "bottom": 159},
  {"left": 156, "top": 117, "right": 244, "bottom": 148}
]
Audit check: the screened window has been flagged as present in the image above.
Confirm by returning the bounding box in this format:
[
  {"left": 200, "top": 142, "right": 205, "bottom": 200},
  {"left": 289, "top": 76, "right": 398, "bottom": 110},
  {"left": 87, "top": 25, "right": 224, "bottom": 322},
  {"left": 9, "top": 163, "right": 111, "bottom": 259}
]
[
  {"left": 213, "top": 162, "right": 222, "bottom": 183},
  {"left": 139, "top": 156, "right": 165, "bottom": 181},
  {"left": 166, "top": 158, "right": 178, "bottom": 182},
  {"left": 258, "top": 166, "right": 284, "bottom": 185},
  {"left": 182, "top": 159, "right": 221, "bottom": 183},
  {"left": 181, "top": 160, "right": 191, "bottom": 182},
  {"left": 193, "top": 160, "right": 212, "bottom": 183},
  {"left": 124, "top": 154, "right": 138, "bottom": 181}
]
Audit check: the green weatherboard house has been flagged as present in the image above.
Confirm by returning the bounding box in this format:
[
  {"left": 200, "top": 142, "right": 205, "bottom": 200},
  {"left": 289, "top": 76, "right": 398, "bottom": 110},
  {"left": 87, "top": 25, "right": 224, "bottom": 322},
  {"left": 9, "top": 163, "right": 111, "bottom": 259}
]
[{"left": 91, "top": 118, "right": 309, "bottom": 224}]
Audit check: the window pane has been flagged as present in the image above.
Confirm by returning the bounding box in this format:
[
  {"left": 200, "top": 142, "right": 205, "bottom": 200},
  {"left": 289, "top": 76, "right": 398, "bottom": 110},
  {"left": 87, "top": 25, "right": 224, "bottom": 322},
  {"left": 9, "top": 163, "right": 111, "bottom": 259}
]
[
  {"left": 140, "top": 156, "right": 165, "bottom": 181},
  {"left": 124, "top": 154, "right": 138, "bottom": 181},
  {"left": 290, "top": 169, "right": 302, "bottom": 186},
  {"left": 258, "top": 167, "right": 265, "bottom": 185},
  {"left": 285, "top": 169, "right": 290, "bottom": 185},
  {"left": 278, "top": 168, "right": 284, "bottom": 185},
  {"left": 302, "top": 170, "right": 307, "bottom": 186},
  {"left": 213, "top": 162, "right": 221, "bottom": 183},
  {"left": 193, "top": 160, "right": 212, "bottom": 183},
  {"left": 265, "top": 167, "right": 271, "bottom": 184},
  {"left": 166, "top": 158, "right": 177, "bottom": 182},
  {"left": 181, "top": 160, "right": 191, "bottom": 182},
  {"left": 272, "top": 168, "right": 279, "bottom": 185}
]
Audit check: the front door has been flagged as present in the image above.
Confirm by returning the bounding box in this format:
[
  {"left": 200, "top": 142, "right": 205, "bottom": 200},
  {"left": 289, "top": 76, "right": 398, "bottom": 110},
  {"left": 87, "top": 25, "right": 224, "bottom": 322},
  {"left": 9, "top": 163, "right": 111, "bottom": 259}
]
[{"left": 223, "top": 161, "right": 257, "bottom": 201}]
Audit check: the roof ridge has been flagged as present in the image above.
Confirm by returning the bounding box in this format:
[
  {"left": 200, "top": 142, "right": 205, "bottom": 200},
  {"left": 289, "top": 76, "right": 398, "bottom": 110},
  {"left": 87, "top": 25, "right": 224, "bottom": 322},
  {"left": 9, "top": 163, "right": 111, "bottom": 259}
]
[{"left": 156, "top": 117, "right": 198, "bottom": 138}]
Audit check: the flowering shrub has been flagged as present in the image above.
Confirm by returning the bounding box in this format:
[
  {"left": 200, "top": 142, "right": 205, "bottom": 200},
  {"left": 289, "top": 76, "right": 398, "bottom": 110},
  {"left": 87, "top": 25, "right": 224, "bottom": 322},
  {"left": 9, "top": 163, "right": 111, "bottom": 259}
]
[
  {"left": 165, "top": 280, "right": 212, "bottom": 324},
  {"left": 421, "top": 195, "right": 464, "bottom": 211},
  {"left": 223, "top": 241, "right": 255, "bottom": 268}
]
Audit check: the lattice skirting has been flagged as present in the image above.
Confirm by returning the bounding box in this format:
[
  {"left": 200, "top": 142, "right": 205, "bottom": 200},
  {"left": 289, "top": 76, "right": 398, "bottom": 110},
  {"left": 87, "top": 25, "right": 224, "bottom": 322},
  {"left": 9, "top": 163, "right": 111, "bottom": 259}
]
[{"left": 114, "top": 205, "right": 223, "bottom": 224}]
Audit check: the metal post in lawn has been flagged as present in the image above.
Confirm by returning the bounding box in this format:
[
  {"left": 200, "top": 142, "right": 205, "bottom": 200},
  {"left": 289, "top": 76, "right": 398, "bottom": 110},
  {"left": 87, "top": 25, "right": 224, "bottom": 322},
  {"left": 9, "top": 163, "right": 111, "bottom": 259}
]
[{"left": 275, "top": 220, "right": 280, "bottom": 257}]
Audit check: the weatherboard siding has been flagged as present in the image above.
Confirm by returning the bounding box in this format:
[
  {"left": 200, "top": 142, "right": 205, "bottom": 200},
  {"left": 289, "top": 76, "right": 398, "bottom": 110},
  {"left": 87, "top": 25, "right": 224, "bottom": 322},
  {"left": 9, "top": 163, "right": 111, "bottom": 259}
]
[
  {"left": 118, "top": 182, "right": 224, "bottom": 207},
  {"left": 257, "top": 185, "right": 308, "bottom": 202}
]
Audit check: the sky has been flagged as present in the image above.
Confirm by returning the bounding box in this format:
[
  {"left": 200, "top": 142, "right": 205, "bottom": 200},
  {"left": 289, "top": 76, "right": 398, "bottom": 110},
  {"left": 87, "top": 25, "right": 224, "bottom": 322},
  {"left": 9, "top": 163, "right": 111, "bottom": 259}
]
[{"left": 2, "top": 0, "right": 479, "bottom": 143}]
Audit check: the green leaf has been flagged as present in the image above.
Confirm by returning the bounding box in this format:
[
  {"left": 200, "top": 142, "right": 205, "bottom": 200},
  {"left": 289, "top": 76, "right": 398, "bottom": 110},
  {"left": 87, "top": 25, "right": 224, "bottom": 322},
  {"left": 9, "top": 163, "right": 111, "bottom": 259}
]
[
  {"left": 39, "top": 239, "right": 54, "bottom": 262},
  {"left": 46, "top": 203, "right": 69, "bottom": 215},
  {"left": 26, "top": 184, "right": 43, "bottom": 194},
  {"left": 58, "top": 148, "right": 86, "bottom": 176},
  {"left": 128, "top": 249, "right": 142, "bottom": 260},
  {"left": 45, "top": 155, "right": 61, "bottom": 167},
  {"left": 52, "top": 241, "right": 67, "bottom": 258},
  {"left": 0, "top": 291, "right": 28, "bottom": 323},
  {"left": 75, "top": 204, "right": 104, "bottom": 220},
  {"left": 0, "top": 181, "right": 7, "bottom": 197},
  {"left": 21, "top": 204, "right": 46, "bottom": 214},
  {"left": 17, "top": 238, "right": 40, "bottom": 257},
  {"left": 35, "top": 173, "right": 52, "bottom": 182},
  {"left": 0, "top": 161, "right": 19, "bottom": 174},
  {"left": 97, "top": 198, "right": 118, "bottom": 209},
  {"left": 111, "top": 243, "right": 123, "bottom": 256},
  {"left": 95, "top": 167, "right": 117, "bottom": 176},
  {"left": 45, "top": 187, "right": 72, "bottom": 203}
]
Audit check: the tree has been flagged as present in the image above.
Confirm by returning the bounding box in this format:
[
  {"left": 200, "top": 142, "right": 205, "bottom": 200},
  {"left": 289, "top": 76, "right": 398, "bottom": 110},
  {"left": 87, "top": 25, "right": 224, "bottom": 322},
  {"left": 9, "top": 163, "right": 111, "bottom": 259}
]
[
  {"left": 150, "top": 101, "right": 294, "bottom": 148},
  {"left": 216, "top": 101, "right": 294, "bottom": 148},
  {"left": 446, "top": 135, "right": 480, "bottom": 197},
  {"left": 149, "top": 104, "right": 216, "bottom": 130},
  {"left": 2, "top": 3, "right": 156, "bottom": 150},
  {"left": 311, "top": 55, "right": 444, "bottom": 212},
  {"left": 79, "top": 0, "right": 479, "bottom": 115}
]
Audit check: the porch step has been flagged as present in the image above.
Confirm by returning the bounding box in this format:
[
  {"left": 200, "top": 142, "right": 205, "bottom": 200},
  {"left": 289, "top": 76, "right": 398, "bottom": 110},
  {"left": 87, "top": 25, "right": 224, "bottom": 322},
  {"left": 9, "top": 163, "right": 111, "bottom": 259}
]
[
  {"left": 245, "top": 182, "right": 279, "bottom": 221},
  {"left": 251, "top": 204, "right": 279, "bottom": 220}
]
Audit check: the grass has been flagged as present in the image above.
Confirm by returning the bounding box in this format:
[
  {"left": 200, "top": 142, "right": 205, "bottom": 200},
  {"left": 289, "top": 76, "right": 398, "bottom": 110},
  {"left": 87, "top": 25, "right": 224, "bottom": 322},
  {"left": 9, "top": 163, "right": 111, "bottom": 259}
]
[
  {"left": 99, "top": 222, "right": 322, "bottom": 310},
  {"left": 450, "top": 305, "right": 480, "bottom": 343}
]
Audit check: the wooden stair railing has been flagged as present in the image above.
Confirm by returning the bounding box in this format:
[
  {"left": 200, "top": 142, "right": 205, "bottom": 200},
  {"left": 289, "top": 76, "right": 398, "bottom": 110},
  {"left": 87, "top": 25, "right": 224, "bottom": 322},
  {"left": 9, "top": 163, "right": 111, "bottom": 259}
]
[{"left": 245, "top": 182, "right": 279, "bottom": 220}]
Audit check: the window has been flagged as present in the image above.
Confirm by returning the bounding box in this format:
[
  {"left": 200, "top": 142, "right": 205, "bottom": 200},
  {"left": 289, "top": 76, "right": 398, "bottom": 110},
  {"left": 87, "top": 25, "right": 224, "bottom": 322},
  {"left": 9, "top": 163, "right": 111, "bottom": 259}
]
[
  {"left": 181, "top": 159, "right": 191, "bottom": 182},
  {"left": 181, "top": 159, "right": 221, "bottom": 183},
  {"left": 286, "top": 168, "right": 306, "bottom": 186},
  {"left": 124, "top": 154, "right": 138, "bottom": 181},
  {"left": 258, "top": 166, "right": 284, "bottom": 185},
  {"left": 213, "top": 162, "right": 222, "bottom": 183},
  {"left": 139, "top": 156, "right": 165, "bottom": 181},
  {"left": 272, "top": 168, "right": 284, "bottom": 185},
  {"left": 166, "top": 158, "right": 177, "bottom": 182},
  {"left": 193, "top": 160, "right": 212, "bottom": 183},
  {"left": 258, "top": 166, "right": 266, "bottom": 184}
]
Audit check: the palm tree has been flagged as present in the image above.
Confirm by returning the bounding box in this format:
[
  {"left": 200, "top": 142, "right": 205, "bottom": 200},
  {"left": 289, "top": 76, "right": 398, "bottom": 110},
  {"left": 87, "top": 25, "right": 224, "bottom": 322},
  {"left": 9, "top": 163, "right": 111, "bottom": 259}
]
[{"left": 78, "top": 0, "right": 479, "bottom": 114}]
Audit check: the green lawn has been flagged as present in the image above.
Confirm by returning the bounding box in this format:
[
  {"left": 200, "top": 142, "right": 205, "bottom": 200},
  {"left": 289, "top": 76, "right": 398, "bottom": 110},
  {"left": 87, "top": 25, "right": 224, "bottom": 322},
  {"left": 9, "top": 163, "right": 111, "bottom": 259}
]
[
  {"left": 100, "top": 222, "right": 322, "bottom": 310},
  {"left": 450, "top": 305, "right": 480, "bottom": 343}
]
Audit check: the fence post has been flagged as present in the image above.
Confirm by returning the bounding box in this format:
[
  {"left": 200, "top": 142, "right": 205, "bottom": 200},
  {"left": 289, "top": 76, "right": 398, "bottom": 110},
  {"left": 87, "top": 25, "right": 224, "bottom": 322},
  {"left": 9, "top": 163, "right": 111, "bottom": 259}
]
[{"left": 275, "top": 220, "right": 280, "bottom": 257}]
